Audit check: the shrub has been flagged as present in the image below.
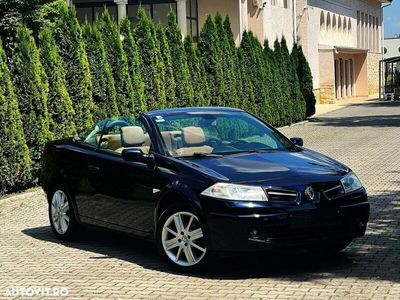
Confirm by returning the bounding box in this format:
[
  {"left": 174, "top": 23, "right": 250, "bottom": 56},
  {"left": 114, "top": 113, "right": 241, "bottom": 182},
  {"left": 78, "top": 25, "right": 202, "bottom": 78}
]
[
  {"left": 53, "top": 4, "right": 94, "bottom": 135},
  {"left": 13, "top": 27, "right": 52, "bottom": 179},
  {"left": 183, "top": 36, "right": 209, "bottom": 107},
  {"left": 215, "top": 14, "right": 238, "bottom": 108},
  {"left": 198, "top": 15, "right": 225, "bottom": 106},
  {"left": 133, "top": 8, "right": 166, "bottom": 110},
  {"left": 280, "top": 38, "right": 306, "bottom": 122},
  {"left": 39, "top": 28, "right": 76, "bottom": 139},
  {"left": 97, "top": 10, "right": 135, "bottom": 117},
  {"left": 240, "top": 31, "right": 271, "bottom": 118},
  {"left": 165, "top": 12, "right": 194, "bottom": 107},
  {"left": 82, "top": 23, "right": 119, "bottom": 122},
  {"left": 0, "top": 40, "right": 31, "bottom": 195},
  {"left": 237, "top": 47, "right": 256, "bottom": 113},
  {"left": 291, "top": 43, "right": 316, "bottom": 117},
  {"left": 155, "top": 25, "right": 176, "bottom": 108},
  {"left": 119, "top": 18, "right": 146, "bottom": 113}
]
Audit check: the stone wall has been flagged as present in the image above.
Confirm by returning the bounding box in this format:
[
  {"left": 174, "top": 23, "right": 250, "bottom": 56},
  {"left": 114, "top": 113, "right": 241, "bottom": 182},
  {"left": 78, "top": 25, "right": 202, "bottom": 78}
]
[{"left": 367, "top": 52, "right": 381, "bottom": 96}]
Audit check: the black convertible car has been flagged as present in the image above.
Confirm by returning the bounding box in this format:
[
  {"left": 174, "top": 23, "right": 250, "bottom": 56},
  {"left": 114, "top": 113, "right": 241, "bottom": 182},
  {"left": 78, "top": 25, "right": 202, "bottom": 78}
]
[{"left": 41, "top": 107, "right": 369, "bottom": 270}]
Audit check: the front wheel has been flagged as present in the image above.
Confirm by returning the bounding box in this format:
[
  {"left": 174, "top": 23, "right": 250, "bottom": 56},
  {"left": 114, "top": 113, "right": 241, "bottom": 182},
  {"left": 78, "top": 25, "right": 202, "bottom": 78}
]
[
  {"left": 156, "top": 205, "right": 209, "bottom": 271},
  {"left": 48, "top": 185, "right": 83, "bottom": 240}
]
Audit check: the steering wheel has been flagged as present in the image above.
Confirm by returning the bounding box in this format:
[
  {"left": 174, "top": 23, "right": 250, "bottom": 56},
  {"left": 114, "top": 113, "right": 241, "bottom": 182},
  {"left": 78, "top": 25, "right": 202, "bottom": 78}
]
[{"left": 206, "top": 138, "right": 222, "bottom": 147}]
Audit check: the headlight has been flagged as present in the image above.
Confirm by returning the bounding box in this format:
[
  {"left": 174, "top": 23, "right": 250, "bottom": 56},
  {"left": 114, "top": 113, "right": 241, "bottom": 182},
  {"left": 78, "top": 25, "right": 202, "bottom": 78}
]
[
  {"left": 201, "top": 183, "right": 268, "bottom": 201},
  {"left": 340, "top": 172, "right": 363, "bottom": 193}
]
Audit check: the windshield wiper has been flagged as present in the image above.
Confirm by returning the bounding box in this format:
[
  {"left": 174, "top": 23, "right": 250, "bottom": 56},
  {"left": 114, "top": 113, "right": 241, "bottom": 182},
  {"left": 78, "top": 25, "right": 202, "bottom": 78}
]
[{"left": 191, "top": 152, "right": 223, "bottom": 158}]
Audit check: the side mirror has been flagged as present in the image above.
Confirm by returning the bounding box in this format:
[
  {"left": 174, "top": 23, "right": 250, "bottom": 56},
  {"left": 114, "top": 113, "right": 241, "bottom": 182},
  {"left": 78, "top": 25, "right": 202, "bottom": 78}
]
[
  {"left": 122, "top": 149, "right": 156, "bottom": 169},
  {"left": 290, "top": 137, "right": 304, "bottom": 147}
]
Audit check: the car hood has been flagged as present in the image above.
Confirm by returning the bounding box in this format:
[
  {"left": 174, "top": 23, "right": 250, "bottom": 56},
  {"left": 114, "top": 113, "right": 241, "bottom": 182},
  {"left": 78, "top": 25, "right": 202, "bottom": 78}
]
[{"left": 182, "top": 148, "right": 349, "bottom": 184}]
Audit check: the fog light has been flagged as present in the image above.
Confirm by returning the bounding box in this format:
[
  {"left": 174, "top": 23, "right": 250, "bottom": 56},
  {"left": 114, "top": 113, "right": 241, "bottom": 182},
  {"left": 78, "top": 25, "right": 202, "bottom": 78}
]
[{"left": 250, "top": 228, "right": 258, "bottom": 238}]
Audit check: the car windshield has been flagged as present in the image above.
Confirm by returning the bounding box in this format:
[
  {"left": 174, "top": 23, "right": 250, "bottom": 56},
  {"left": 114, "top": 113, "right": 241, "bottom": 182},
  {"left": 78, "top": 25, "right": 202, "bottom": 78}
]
[{"left": 152, "top": 111, "right": 294, "bottom": 157}]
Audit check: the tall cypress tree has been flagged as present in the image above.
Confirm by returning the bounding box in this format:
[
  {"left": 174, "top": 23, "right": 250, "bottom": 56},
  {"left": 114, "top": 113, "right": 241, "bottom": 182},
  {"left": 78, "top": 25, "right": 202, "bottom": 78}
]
[
  {"left": 280, "top": 37, "right": 306, "bottom": 122},
  {"left": 156, "top": 25, "right": 176, "bottom": 108},
  {"left": 198, "top": 15, "right": 225, "bottom": 106},
  {"left": 82, "top": 23, "right": 119, "bottom": 122},
  {"left": 97, "top": 10, "right": 135, "bottom": 116},
  {"left": 39, "top": 29, "right": 76, "bottom": 139},
  {"left": 223, "top": 16, "right": 242, "bottom": 108},
  {"left": 240, "top": 31, "right": 271, "bottom": 119},
  {"left": 274, "top": 38, "right": 291, "bottom": 125},
  {"left": 291, "top": 43, "right": 316, "bottom": 117},
  {"left": 215, "top": 13, "right": 238, "bottom": 108},
  {"left": 248, "top": 32, "right": 273, "bottom": 123},
  {"left": 0, "top": 40, "right": 31, "bottom": 194},
  {"left": 184, "top": 36, "right": 209, "bottom": 107},
  {"left": 264, "top": 40, "right": 284, "bottom": 126},
  {"left": 133, "top": 8, "right": 166, "bottom": 110},
  {"left": 165, "top": 12, "right": 194, "bottom": 107},
  {"left": 237, "top": 47, "right": 256, "bottom": 113},
  {"left": 53, "top": 4, "right": 94, "bottom": 134},
  {"left": 119, "top": 18, "right": 146, "bottom": 113},
  {"left": 13, "top": 27, "right": 52, "bottom": 179}
]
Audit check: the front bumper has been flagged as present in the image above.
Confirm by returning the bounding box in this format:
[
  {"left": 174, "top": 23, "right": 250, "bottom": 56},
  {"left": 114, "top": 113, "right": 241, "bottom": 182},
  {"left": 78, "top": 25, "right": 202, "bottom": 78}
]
[{"left": 200, "top": 188, "right": 369, "bottom": 252}]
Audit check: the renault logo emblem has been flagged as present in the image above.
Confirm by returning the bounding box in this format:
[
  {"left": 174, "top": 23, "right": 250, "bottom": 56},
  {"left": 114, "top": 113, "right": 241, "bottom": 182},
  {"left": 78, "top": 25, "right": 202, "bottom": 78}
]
[{"left": 305, "top": 186, "right": 315, "bottom": 201}]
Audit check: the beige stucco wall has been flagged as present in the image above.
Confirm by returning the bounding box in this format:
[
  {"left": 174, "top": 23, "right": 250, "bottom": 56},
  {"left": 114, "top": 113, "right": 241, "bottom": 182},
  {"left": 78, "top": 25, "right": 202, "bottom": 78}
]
[
  {"left": 354, "top": 53, "right": 368, "bottom": 96},
  {"left": 263, "top": 1, "right": 294, "bottom": 49},
  {"left": 245, "top": 0, "right": 263, "bottom": 43},
  {"left": 198, "top": 0, "right": 240, "bottom": 44}
]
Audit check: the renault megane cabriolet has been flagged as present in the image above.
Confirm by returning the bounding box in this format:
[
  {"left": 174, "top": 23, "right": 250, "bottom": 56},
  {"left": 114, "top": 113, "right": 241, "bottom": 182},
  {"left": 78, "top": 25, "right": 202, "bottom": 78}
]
[{"left": 41, "top": 107, "right": 369, "bottom": 270}]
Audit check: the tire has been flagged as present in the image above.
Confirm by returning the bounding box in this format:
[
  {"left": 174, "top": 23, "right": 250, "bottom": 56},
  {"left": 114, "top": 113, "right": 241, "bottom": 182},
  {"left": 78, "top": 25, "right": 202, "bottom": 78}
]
[
  {"left": 156, "top": 204, "right": 210, "bottom": 271},
  {"left": 48, "top": 184, "right": 84, "bottom": 240}
]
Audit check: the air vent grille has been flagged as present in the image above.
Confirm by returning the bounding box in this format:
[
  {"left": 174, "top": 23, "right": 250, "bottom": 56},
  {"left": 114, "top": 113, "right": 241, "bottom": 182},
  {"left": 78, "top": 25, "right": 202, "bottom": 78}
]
[
  {"left": 265, "top": 189, "right": 299, "bottom": 204},
  {"left": 323, "top": 184, "right": 345, "bottom": 200}
]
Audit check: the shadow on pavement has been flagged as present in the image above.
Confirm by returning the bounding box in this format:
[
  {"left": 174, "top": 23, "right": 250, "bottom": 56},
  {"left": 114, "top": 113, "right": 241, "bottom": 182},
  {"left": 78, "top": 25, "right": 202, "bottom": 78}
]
[
  {"left": 22, "top": 189, "right": 399, "bottom": 283},
  {"left": 310, "top": 101, "right": 400, "bottom": 128}
]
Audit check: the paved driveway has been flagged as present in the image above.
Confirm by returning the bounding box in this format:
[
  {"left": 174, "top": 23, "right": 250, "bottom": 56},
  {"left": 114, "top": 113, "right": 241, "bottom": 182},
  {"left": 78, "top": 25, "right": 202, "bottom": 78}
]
[{"left": 0, "top": 100, "right": 399, "bottom": 299}]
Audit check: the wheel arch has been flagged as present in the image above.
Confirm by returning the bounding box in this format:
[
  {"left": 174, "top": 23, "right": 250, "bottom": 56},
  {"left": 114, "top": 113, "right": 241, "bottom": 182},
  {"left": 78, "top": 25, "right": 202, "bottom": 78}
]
[{"left": 154, "top": 187, "right": 205, "bottom": 237}]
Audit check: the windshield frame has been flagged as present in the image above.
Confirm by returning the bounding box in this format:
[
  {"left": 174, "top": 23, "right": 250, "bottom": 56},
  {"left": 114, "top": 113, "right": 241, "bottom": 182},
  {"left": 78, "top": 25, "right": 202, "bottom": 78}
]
[{"left": 148, "top": 110, "right": 298, "bottom": 158}]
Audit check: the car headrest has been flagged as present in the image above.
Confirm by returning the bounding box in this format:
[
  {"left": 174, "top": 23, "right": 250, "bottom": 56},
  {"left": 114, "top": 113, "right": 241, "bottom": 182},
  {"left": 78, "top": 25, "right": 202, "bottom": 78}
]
[
  {"left": 182, "top": 127, "right": 206, "bottom": 146},
  {"left": 121, "top": 126, "right": 145, "bottom": 147}
]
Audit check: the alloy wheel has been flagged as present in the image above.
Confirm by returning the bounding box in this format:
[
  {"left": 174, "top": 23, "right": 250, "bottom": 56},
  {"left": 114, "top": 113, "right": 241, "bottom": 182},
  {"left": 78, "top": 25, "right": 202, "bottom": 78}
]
[
  {"left": 161, "top": 211, "right": 206, "bottom": 267},
  {"left": 51, "top": 190, "right": 70, "bottom": 235}
]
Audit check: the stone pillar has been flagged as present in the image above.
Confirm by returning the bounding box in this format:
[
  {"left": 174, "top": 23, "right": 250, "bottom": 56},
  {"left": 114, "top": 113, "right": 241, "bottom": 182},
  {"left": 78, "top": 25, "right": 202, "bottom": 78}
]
[
  {"left": 114, "top": 0, "right": 128, "bottom": 22},
  {"left": 176, "top": 0, "right": 187, "bottom": 37}
]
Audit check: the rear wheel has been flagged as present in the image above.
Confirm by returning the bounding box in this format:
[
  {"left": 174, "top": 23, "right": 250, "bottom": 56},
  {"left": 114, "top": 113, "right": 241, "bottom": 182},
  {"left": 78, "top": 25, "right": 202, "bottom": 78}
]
[
  {"left": 156, "top": 204, "right": 209, "bottom": 271},
  {"left": 48, "top": 185, "right": 83, "bottom": 240}
]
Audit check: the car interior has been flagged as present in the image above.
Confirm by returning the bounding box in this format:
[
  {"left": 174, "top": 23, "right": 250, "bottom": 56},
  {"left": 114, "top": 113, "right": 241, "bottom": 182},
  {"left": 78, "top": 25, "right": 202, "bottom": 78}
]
[{"left": 97, "top": 124, "right": 214, "bottom": 157}]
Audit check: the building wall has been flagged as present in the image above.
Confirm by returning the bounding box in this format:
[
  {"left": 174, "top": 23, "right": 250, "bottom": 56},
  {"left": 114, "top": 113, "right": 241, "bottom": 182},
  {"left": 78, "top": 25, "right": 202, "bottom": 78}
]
[
  {"left": 384, "top": 38, "right": 400, "bottom": 59},
  {"left": 368, "top": 52, "right": 381, "bottom": 95},
  {"left": 263, "top": 0, "right": 294, "bottom": 49},
  {"left": 297, "top": 0, "right": 383, "bottom": 103},
  {"left": 198, "top": 0, "right": 240, "bottom": 44}
]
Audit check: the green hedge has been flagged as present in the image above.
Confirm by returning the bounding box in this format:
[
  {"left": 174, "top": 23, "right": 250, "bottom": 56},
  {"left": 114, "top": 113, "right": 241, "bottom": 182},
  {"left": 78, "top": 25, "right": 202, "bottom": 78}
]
[{"left": 0, "top": 6, "right": 316, "bottom": 195}]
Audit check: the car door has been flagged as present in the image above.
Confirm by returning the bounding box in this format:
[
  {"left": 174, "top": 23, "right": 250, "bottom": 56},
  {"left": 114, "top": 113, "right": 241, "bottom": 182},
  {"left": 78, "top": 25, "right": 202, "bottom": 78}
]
[{"left": 88, "top": 118, "right": 167, "bottom": 234}]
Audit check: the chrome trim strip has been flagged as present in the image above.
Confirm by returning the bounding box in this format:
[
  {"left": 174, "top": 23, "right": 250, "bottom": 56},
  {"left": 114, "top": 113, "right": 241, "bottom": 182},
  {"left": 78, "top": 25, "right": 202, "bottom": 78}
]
[
  {"left": 324, "top": 185, "right": 343, "bottom": 193},
  {"left": 267, "top": 191, "right": 297, "bottom": 197}
]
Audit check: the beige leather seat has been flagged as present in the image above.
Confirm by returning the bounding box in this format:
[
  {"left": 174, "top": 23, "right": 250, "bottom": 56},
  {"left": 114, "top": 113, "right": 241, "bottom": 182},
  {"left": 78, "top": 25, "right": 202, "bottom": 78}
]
[
  {"left": 176, "top": 127, "right": 213, "bottom": 156},
  {"left": 116, "top": 126, "right": 150, "bottom": 154},
  {"left": 96, "top": 134, "right": 122, "bottom": 151},
  {"left": 161, "top": 131, "right": 182, "bottom": 154}
]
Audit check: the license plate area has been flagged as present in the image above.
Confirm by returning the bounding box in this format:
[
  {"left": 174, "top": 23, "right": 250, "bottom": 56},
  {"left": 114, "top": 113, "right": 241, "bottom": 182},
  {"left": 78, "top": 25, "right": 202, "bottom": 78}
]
[{"left": 291, "top": 208, "right": 341, "bottom": 229}]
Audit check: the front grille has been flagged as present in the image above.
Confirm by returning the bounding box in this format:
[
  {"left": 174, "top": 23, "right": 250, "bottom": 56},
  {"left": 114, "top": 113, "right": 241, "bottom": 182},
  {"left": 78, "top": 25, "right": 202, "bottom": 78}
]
[
  {"left": 265, "top": 188, "right": 299, "bottom": 204},
  {"left": 323, "top": 184, "right": 345, "bottom": 200}
]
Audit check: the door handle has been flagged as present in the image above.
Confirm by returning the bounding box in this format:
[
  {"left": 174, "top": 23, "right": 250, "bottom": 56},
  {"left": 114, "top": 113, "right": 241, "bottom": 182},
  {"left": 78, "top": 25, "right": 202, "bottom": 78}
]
[{"left": 88, "top": 165, "right": 100, "bottom": 172}]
